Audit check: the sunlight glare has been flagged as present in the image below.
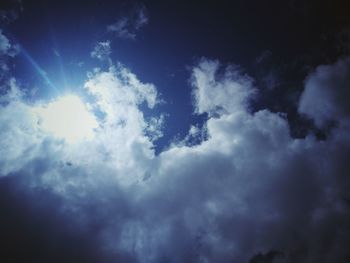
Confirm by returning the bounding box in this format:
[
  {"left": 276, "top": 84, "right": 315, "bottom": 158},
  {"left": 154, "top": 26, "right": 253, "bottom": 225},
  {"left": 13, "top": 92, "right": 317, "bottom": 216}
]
[{"left": 35, "top": 95, "right": 98, "bottom": 143}]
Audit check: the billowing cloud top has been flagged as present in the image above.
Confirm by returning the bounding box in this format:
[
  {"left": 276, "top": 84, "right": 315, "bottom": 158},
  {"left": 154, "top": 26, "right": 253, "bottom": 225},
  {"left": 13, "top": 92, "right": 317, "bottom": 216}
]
[
  {"left": 192, "top": 59, "right": 256, "bottom": 116},
  {"left": 299, "top": 57, "right": 350, "bottom": 128}
]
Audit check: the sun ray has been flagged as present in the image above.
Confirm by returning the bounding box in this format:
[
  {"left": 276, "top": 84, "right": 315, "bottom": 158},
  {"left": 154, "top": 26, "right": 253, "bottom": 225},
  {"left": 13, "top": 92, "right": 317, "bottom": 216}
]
[{"left": 18, "top": 44, "right": 59, "bottom": 94}]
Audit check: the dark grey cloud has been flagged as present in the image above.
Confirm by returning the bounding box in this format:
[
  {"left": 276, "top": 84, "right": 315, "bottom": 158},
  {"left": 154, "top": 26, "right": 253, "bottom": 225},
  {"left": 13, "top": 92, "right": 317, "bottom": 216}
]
[
  {"left": 0, "top": 175, "right": 110, "bottom": 263},
  {"left": 1, "top": 56, "right": 350, "bottom": 263}
]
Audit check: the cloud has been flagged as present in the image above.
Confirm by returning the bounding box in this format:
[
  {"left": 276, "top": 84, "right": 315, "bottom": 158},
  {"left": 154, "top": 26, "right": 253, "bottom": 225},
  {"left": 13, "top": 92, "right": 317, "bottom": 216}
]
[
  {"left": 107, "top": 4, "right": 148, "bottom": 40},
  {"left": 0, "top": 0, "right": 23, "bottom": 25},
  {"left": 1, "top": 57, "right": 350, "bottom": 262},
  {"left": 191, "top": 58, "right": 256, "bottom": 116},
  {"left": 0, "top": 30, "right": 11, "bottom": 55},
  {"left": 91, "top": 40, "right": 111, "bottom": 61},
  {"left": 53, "top": 48, "right": 60, "bottom": 57},
  {"left": 255, "top": 50, "right": 272, "bottom": 64},
  {"left": 299, "top": 57, "right": 350, "bottom": 127},
  {"left": 0, "top": 29, "right": 18, "bottom": 81}
]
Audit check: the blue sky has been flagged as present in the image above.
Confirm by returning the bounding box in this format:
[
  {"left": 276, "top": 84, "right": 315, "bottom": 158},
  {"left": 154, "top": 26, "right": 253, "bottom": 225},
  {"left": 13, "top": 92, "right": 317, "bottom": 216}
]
[
  {"left": 1, "top": 0, "right": 350, "bottom": 262},
  {"left": 7, "top": 1, "right": 208, "bottom": 151}
]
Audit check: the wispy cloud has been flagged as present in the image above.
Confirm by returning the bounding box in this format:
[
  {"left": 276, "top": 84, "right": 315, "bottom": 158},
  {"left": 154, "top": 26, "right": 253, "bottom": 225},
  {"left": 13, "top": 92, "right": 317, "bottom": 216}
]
[
  {"left": 0, "top": 30, "right": 18, "bottom": 58},
  {"left": 90, "top": 40, "right": 111, "bottom": 61},
  {"left": 0, "top": 30, "right": 18, "bottom": 81},
  {"left": 0, "top": 0, "right": 23, "bottom": 25},
  {"left": 107, "top": 4, "right": 148, "bottom": 40}
]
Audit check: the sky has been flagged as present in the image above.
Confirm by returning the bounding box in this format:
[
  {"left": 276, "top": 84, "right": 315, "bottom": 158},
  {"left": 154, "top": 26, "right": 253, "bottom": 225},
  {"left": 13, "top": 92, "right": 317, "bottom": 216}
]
[{"left": 0, "top": 0, "right": 350, "bottom": 262}]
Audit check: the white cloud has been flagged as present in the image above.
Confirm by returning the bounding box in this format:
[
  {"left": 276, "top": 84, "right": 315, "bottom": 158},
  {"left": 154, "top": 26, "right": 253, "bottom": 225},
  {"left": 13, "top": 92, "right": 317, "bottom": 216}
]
[
  {"left": 33, "top": 95, "right": 99, "bottom": 143},
  {"left": 107, "top": 5, "right": 148, "bottom": 40},
  {"left": 191, "top": 58, "right": 256, "bottom": 116},
  {"left": 90, "top": 40, "right": 111, "bottom": 61},
  {"left": 0, "top": 63, "right": 160, "bottom": 186},
  {"left": 1, "top": 58, "right": 350, "bottom": 262}
]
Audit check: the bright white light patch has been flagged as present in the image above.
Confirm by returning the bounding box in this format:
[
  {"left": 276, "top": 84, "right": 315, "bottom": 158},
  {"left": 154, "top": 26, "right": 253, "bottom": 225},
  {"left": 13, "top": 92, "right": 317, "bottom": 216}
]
[{"left": 35, "top": 95, "right": 98, "bottom": 143}]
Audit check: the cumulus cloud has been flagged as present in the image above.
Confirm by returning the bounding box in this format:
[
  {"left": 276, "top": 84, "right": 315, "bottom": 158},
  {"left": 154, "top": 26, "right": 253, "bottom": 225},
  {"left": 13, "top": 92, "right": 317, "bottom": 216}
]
[
  {"left": 1, "top": 57, "right": 350, "bottom": 262},
  {"left": 192, "top": 59, "right": 256, "bottom": 116},
  {"left": 299, "top": 57, "right": 350, "bottom": 127},
  {"left": 107, "top": 4, "right": 148, "bottom": 40}
]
